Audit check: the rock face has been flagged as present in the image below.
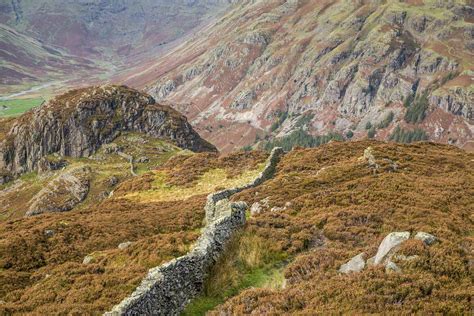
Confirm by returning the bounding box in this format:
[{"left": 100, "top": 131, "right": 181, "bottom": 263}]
[
  {"left": 374, "top": 232, "right": 410, "bottom": 265},
  {"left": 0, "top": 85, "right": 216, "bottom": 178},
  {"left": 135, "top": 0, "right": 473, "bottom": 152},
  {"left": 26, "top": 166, "right": 91, "bottom": 217}
]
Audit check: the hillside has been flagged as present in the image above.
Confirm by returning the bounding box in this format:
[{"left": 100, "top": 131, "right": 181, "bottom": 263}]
[
  {"left": 1, "top": 140, "right": 472, "bottom": 314},
  {"left": 0, "top": 149, "right": 267, "bottom": 314},
  {"left": 0, "top": 0, "right": 232, "bottom": 96},
  {"left": 189, "top": 140, "right": 474, "bottom": 314},
  {"left": 130, "top": 0, "right": 474, "bottom": 152},
  {"left": 0, "top": 24, "right": 101, "bottom": 95}
]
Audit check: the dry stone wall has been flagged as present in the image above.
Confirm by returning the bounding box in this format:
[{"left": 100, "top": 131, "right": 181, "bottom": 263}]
[{"left": 105, "top": 147, "right": 284, "bottom": 315}]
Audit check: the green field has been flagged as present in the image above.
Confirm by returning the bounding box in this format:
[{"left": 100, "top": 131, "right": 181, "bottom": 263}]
[{"left": 0, "top": 98, "right": 44, "bottom": 117}]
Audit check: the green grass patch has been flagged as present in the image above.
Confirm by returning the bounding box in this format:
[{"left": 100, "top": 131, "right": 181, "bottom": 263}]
[
  {"left": 182, "top": 231, "right": 288, "bottom": 315},
  {"left": 0, "top": 98, "right": 44, "bottom": 117},
  {"left": 182, "top": 266, "right": 285, "bottom": 316}
]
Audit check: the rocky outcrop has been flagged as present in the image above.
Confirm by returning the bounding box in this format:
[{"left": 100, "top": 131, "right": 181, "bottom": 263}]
[
  {"left": 0, "top": 85, "right": 216, "bottom": 178},
  {"left": 414, "top": 231, "right": 437, "bottom": 245},
  {"left": 25, "top": 166, "right": 91, "bottom": 217},
  {"left": 340, "top": 231, "right": 438, "bottom": 274},
  {"left": 106, "top": 147, "right": 284, "bottom": 315},
  {"left": 430, "top": 87, "right": 473, "bottom": 120}
]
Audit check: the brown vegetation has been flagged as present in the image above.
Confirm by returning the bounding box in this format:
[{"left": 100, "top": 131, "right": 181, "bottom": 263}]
[
  {"left": 0, "top": 149, "right": 266, "bottom": 314},
  {"left": 207, "top": 140, "right": 474, "bottom": 314},
  {"left": 160, "top": 150, "right": 268, "bottom": 187}
]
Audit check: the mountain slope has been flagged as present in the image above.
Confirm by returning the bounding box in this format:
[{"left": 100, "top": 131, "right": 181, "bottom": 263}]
[
  {"left": 132, "top": 0, "right": 473, "bottom": 152},
  {"left": 0, "top": 0, "right": 233, "bottom": 95},
  {"left": 0, "top": 149, "right": 267, "bottom": 314},
  {"left": 0, "top": 24, "right": 101, "bottom": 94},
  {"left": 1, "top": 140, "right": 472, "bottom": 314}
]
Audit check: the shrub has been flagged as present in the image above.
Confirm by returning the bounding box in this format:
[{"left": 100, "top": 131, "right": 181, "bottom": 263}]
[
  {"left": 367, "top": 127, "right": 376, "bottom": 139},
  {"left": 390, "top": 126, "right": 428, "bottom": 143},
  {"left": 365, "top": 121, "right": 373, "bottom": 130},
  {"left": 270, "top": 111, "right": 288, "bottom": 132},
  {"left": 295, "top": 113, "right": 315, "bottom": 128},
  {"left": 263, "top": 129, "right": 343, "bottom": 151},
  {"left": 346, "top": 130, "right": 354, "bottom": 139}
]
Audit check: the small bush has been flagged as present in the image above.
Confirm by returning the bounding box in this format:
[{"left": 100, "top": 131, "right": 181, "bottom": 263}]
[
  {"left": 367, "top": 127, "right": 376, "bottom": 139},
  {"left": 270, "top": 111, "right": 288, "bottom": 132}
]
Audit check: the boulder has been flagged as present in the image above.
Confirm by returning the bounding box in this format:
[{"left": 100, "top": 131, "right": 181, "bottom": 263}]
[
  {"left": 374, "top": 232, "right": 410, "bottom": 265},
  {"left": 137, "top": 156, "right": 150, "bottom": 163},
  {"left": 250, "top": 202, "right": 262, "bottom": 216},
  {"left": 26, "top": 166, "right": 91, "bottom": 216},
  {"left": 414, "top": 232, "right": 437, "bottom": 245},
  {"left": 83, "top": 255, "right": 95, "bottom": 265},
  {"left": 339, "top": 252, "right": 366, "bottom": 274},
  {"left": 118, "top": 241, "right": 133, "bottom": 250},
  {"left": 250, "top": 197, "right": 270, "bottom": 216},
  {"left": 44, "top": 230, "right": 55, "bottom": 237}
]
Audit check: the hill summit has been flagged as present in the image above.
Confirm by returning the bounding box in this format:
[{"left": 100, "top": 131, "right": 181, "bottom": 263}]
[{"left": 0, "top": 85, "right": 216, "bottom": 181}]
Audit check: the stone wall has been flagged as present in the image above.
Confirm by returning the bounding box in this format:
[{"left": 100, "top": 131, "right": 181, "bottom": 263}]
[{"left": 105, "top": 147, "right": 284, "bottom": 316}]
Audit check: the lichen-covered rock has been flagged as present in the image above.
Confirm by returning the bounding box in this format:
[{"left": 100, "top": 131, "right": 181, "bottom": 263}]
[
  {"left": 0, "top": 85, "right": 216, "bottom": 178},
  {"left": 339, "top": 253, "right": 366, "bottom": 274},
  {"left": 82, "top": 255, "right": 95, "bottom": 265},
  {"left": 374, "top": 232, "right": 410, "bottom": 265},
  {"left": 414, "top": 232, "right": 437, "bottom": 245},
  {"left": 25, "top": 166, "right": 91, "bottom": 217}
]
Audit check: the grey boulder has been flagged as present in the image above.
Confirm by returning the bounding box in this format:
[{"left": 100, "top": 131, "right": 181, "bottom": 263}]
[
  {"left": 339, "top": 252, "right": 366, "bottom": 274},
  {"left": 374, "top": 232, "right": 410, "bottom": 265}
]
